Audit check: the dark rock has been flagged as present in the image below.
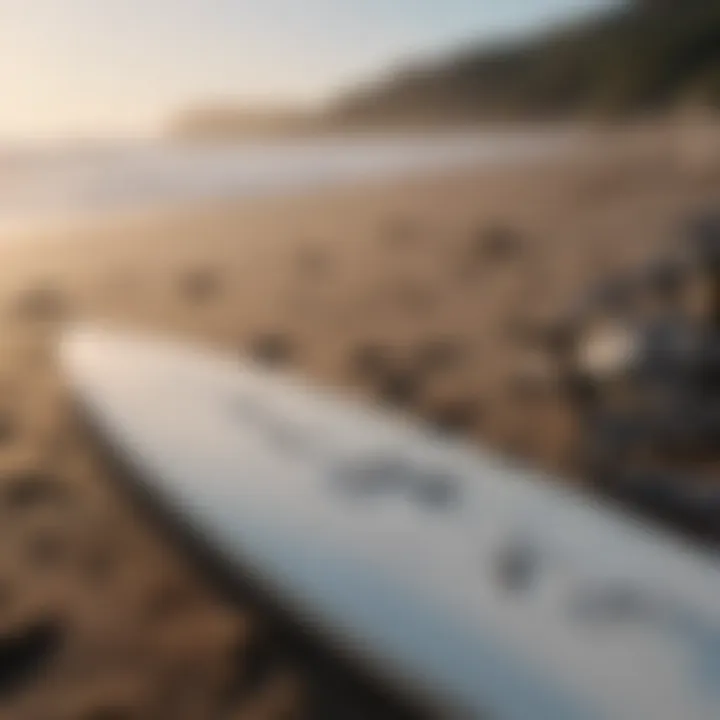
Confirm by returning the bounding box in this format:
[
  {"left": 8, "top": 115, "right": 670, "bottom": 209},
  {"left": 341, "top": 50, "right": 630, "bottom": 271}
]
[
  {"left": 644, "top": 258, "right": 690, "bottom": 302},
  {"left": 0, "top": 619, "right": 63, "bottom": 697},
  {"left": 587, "top": 275, "right": 638, "bottom": 315},
  {"left": 228, "top": 627, "right": 284, "bottom": 699},
  {"left": 14, "top": 285, "right": 68, "bottom": 322}
]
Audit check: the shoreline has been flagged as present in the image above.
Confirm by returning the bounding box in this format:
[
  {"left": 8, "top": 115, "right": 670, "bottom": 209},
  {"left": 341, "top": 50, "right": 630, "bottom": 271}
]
[
  {"left": 0, "top": 127, "right": 582, "bottom": 245},
  {"left": 2, "top": 119, "right": 717, "bottom": 248}
]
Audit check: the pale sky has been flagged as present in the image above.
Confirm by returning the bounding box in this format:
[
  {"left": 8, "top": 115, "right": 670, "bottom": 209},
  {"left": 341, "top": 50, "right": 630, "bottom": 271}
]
[{"left": 0, "top": 0, "right": 614, "bottom": 140}]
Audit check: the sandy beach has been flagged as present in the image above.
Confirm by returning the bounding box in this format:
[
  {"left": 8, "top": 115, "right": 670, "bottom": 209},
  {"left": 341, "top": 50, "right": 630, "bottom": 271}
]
[{"left": 0, "top": 125, "right": 717, "bottom": 718}]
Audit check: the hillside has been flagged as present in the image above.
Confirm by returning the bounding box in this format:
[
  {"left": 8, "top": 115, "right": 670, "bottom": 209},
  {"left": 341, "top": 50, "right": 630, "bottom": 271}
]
[
  {"left": 172, "top": 0, "right": 720, "bottom": 138},
  {"left": 329, "top": 0, "right": 720, "bottom": 124}
]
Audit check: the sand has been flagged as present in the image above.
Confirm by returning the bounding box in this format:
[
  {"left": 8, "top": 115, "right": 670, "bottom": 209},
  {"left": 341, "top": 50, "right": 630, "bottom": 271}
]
[{"left": 0, "top": 125, "right": 717, "bottom": 718}]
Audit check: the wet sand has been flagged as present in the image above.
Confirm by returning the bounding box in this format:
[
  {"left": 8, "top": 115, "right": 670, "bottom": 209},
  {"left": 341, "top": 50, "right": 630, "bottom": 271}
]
[{"left": 0, "top": 126, "right": 717, "bottom": 718}]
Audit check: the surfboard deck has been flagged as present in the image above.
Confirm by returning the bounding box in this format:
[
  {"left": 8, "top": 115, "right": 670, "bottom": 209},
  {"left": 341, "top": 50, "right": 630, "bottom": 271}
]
[{"left": 61, "top": 326, "right": 720, "bottom": 720}]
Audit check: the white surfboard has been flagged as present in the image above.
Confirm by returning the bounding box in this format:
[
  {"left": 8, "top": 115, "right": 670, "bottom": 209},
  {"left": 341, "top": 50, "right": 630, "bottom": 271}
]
[{"left": 61, "top": 327, "right": 720, "bottom": 720}]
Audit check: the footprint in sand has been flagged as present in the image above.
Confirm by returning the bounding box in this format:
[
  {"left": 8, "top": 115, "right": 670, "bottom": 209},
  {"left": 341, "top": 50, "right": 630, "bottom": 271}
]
[
  {"left": 23, "top": 523, "right": 73, "bottom": 571},
  {"left": 0, "top": 409, "right": 18, "bottom": 448},
  {"left": 14, "top": 284, "right": 70, "bottom": 323},
  {"left": 352, "top": 343, "right": 436, "bottom": 411},
  {"left": 296, "top": 245, "right": 332, "bottom": 280},
  {"left": 376, "top": 365, "right": 423, "bottom": 410},
  {"left": 143, "top": 578, "right": 201, "bottom": 624},
  {"left": 80, "top": 705, "right": 133, "bottom": 720},
  {"left": 412, "top": 337, "right": 464, "bottom": 375},
  {"left": 478, "top": 224, "right": 524, "bottom": 261},
  {"left": 178, "top": 267, "right": 221, "bottom": 304},
  {"left": 459, "top": 224, "right": 524, "bottom": 280},
  {"left": 350, "top": 343, "right": 392, "bottom": 381},
  {"left": 425, "top": 398, "right": 482, "bottom": 436},
  {"left": 247, "top": 333, "right": 295, "bottom": 368},
  {"left": 79, "top": 541, "right": 122, "bottom": 587},
  {"left": 391, "top": 280, "right": 436, "bottom": 317},
  {"left": 507, "top": 369, "right": 552, "bottom": 404},
  {"left": 382, "top": 216, "right": 421, "bottom": 251},
  {"left": 1, "top": 472, "right": 71, "bottom": 515}
]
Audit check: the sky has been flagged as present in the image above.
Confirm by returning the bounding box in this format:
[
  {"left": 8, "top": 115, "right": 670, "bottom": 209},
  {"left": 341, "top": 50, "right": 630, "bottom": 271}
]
[{"left": 0, "top": 0, "right": 615, "bottom": 140}]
